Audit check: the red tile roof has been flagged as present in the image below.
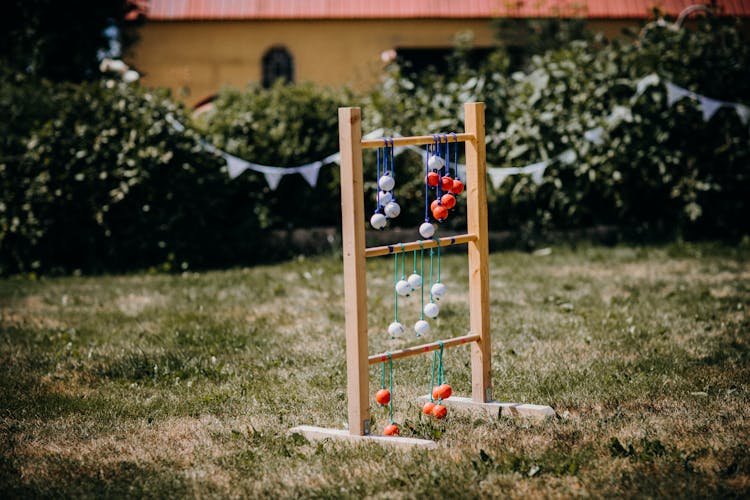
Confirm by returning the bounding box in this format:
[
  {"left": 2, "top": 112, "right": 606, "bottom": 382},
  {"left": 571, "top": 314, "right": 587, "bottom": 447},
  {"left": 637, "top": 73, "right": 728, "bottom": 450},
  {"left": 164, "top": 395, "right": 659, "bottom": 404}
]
[{"left": 143, "top": 1, "right": 750, "bottom": 20}]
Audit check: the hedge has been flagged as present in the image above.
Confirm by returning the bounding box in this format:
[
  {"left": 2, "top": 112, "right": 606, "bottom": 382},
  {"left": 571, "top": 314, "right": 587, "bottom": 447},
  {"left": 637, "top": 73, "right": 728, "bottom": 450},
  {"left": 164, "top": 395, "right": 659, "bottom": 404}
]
[{"left": 1, "top": 13, "right": 748, "bottom": 275}]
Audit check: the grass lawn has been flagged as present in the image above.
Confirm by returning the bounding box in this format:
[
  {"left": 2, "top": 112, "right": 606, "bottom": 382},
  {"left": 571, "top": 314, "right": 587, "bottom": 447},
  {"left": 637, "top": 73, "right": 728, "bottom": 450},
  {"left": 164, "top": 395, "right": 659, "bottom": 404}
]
[{"left": 1, "top": 243, "right": 748, "bottom": 498}]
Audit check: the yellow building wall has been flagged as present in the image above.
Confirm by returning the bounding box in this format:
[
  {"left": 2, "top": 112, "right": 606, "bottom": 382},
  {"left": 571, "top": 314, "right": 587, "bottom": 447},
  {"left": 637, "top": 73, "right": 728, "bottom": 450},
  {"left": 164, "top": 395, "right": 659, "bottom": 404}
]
[{"left": 130, "top": 18, "right": 635, "bottom": 105}]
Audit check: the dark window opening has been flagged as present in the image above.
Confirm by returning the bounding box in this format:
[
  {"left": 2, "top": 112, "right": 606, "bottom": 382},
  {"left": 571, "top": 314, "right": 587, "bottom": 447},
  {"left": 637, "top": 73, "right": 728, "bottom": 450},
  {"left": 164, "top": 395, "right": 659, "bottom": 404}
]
[
  {"left": 262, "top": 46, "right": 294, "bottom": 87},
  {"left": 396, "top": 47, "right": 495, "bottom": 76}
]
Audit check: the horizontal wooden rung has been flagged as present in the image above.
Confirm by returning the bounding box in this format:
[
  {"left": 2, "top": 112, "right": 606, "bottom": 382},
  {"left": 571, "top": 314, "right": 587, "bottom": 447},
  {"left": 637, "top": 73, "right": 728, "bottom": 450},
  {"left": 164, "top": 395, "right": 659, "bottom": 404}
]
[
  {"left": 365, "top": 233, "right": 477, "bottom": 258},
  {"left": 361, "top": 133, "right": 474, "bottom": 149},
  {"left": 369, "top": 333, "right": 480, "bottom": 365}
]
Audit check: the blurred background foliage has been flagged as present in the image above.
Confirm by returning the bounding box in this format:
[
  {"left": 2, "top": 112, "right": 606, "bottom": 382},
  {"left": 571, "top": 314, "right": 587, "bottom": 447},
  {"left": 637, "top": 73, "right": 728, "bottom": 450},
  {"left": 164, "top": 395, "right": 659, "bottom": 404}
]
[{"left": 0, "top": 10, "right": 748, "bottom": 274}]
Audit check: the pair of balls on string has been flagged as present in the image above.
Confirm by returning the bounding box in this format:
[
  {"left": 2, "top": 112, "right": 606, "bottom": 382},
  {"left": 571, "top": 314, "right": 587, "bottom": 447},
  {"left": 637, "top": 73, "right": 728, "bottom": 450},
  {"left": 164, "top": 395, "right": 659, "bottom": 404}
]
[
  {"left": 422, "top": 402, "right": 448, "bottom": 419},
  {"left": 426, "top": 155, "right": 465, "bottom": 223},
  {"left": 422, "top": 383, "right": 452, "bottom": 419},
  {"left": 370, "top": 173, "right": 401, "bottom": 230},
  {"left": 395, "top": 271, "right": 422, "bottom": 298}
]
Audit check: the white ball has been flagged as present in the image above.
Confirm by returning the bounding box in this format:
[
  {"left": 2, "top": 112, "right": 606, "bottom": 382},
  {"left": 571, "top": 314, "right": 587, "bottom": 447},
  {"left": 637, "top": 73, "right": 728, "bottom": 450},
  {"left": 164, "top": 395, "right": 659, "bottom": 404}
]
[
  {"left": 407, "top": 273, "right": 422, "bottom": 290},
  {"left": 384, "top": 201, "right": 401, "bottom": 219},
  {"left": 378, "top": 190, "right": 392, "bottom": 205},
  {"left": 419, "top": 222, "right": 435, "bottom": 239},
  {"left": 122, "top": 70, "right": 140, "bottom": 83},
  {"left": 414, "top": 320, "right": 431, "bottom": 336},
  {"left": 370, "top": 213, "right": 387, "bottom": 230},
  {"left": 431, "top": 282, "right": 447, "bottom": 300},
  {"left": 424, "top": 302, "right": 440, "bottom": 319},
  {"left": 428, "top": 155, "right": 445, "bottom": 171},
  {"left": 396, "top": 280, "right": 411, "bottom": 297},
  {"left": 378, "top": 174, "right": 395, "bottom": 192},
  {"left": 388, "top": 321, "right": 405, "bottom": 337}
]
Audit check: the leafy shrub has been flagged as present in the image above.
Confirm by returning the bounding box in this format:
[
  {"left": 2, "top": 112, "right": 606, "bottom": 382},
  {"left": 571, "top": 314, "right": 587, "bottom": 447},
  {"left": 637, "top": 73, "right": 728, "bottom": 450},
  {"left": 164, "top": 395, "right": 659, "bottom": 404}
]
[
  {"left": 366, "top": 13, "right": 750, "bottom": 240},
  {"left": 196, "top": 81, "right": 353, "bottom": 230},
  {"left": 0, "top": 76, "right": 259, "bottom": 274}
]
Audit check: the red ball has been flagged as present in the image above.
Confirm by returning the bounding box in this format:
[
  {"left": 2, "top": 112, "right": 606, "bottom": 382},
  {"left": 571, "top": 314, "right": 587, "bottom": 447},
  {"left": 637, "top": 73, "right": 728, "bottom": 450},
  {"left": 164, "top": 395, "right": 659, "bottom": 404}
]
[
  {"left": 430, "top": 199, "right": 440, "bottom": 212},
  {"left": 375, "top": 389, "right": 391, "bottom": 405},
  {"left": 436, "top": 383, "right": 452, "bottom": 400},
  {"left": 422, "top": 401, "right": 436, "bottom": 415},
  {"left": 440, "top": 176, "right": 454, "bottom": 192},
  {"left": 427, "top": 171, "right": 440, "bottom": 187},
  {"left": 440, "top": 193, "right": 456, "bottom": 210},
  {"left": 383, "top": 423, "right": 400, "bottom": 436},
  {"left": 431, "top": 404, "right": 448, "bottom": 419},
  {"left": 431, "top": 204, "right": 448, "bottom": 221},
  {"left": 451, "top": 179, "right": 465, "bottom": 195}
]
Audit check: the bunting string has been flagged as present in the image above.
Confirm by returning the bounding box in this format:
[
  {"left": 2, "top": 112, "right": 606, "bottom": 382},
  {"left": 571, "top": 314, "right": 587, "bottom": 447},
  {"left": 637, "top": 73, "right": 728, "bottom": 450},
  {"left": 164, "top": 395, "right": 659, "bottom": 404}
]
[{"left": 164, "top": 74, "right": 748, "bottom": 192}]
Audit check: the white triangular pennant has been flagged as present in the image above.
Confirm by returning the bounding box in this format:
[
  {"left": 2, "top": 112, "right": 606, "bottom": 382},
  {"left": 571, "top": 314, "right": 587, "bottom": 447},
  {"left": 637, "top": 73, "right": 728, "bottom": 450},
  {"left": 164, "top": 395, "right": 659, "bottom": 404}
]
[
  {"left": 225, "top": 154, "right": 250, "bottom": 179},
  {"left": 487, "top": 169, "right": 515, "bottom": 190},
  {"left": 263, "top": 171, "right": 284, "bottom": 190},
  {"left": 524, "top": 162, "right": 547, "bottom": 185},
  {"left": 733, "top": 103, "right": 750, "bottom": 125},
  {"left": 700, "top": 96, "right": 723, "bottom": 122},
  {"left": 635, "top": 73, "right": 659, "bottom": 97},
  {"left": 666, "top": 82, "right": 689, "bottom": 107},
  {"left": 299, "top": 162, "right": 323, "bottom": 188},
  {"left": 584, "top": 126, "right": 605, "bottom": 145}
]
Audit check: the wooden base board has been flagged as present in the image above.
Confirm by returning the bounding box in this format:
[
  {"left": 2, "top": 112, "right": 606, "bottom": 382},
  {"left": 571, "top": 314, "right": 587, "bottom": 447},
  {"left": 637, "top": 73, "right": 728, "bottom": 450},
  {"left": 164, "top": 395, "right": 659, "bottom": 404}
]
[
  {"left": 289, "top": 425, "right": 438, "bottom": 449},
  {"left": 418, "top": 396, "right": 555, "bottom": 419}
]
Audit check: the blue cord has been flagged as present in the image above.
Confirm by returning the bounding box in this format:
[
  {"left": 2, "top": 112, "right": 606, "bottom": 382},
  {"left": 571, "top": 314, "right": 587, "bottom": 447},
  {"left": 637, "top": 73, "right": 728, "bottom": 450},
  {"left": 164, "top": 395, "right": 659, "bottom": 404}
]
[{"left": 451, "top": 132, "right": 459, "bottom": 179}]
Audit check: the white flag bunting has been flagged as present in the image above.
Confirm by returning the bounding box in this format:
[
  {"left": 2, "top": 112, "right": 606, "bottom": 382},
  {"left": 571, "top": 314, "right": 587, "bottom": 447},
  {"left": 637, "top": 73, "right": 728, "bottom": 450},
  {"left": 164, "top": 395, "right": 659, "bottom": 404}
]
[{"left": 163, "top": 75, "right": 746, "bottom": 191}]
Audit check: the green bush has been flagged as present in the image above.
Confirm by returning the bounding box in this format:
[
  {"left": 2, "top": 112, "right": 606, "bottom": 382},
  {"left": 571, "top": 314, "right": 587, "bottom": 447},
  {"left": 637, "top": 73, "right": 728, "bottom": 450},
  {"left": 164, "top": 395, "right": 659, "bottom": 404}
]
[
  {"left": 196, "top": 81, "right": 352, "bottom": 230},
  {"left": 0, "top": 76, "right": 263, "bottom": 274},
  {"left": 366, "top": 13, "right": 750, "bottom": 240}
]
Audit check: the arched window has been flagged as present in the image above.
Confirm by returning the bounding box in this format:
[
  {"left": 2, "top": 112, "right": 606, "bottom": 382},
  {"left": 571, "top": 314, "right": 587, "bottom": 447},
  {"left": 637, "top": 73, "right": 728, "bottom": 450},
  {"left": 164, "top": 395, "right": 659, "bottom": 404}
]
[{"left": 262, "top": 46, "right": 294, "bottom": 87}]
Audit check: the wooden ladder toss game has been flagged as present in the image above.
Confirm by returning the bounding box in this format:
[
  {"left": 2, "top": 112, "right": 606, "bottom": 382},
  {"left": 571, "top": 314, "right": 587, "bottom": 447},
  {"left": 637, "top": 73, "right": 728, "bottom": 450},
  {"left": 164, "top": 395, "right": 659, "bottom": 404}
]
[{"left": 291, "top": 102, "right": 553, "bottom": 449}]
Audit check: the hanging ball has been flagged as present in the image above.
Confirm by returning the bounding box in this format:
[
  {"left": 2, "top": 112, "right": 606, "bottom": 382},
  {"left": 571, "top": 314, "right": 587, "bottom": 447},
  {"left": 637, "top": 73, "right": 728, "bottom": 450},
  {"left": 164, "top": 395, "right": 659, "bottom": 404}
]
[
  {"left": 451, "top": 179, "right": 465, "bottom": 195},
  {"left": 430, "top": 199, "right": 440, "bottom": 212},
  {"left": 378, "top": 190, "right": 393, "bottom": 205},
  {"left": 396, "top": 279, "right": 411, "bottom": 297},
  {"left": 441, "top": 193, "right": 456, "bottom": 210},
  {"left": 422, "top": 401, "right": 436, "bottom": 415},
  {"left": 378, "top": 174, "right": 395, "bottom": 192},
  {"left": 383, "top": 423, "right": 400, "bottom": 436},
  {"left": 388, "top": 321, "right": 405, "bottom": 337},
  {"left": 431, "top": 204, "right": 449, "bottom": 221},
  {"left": 426, "top": 171, "right": 440, "bottom": 187},
  {"left": 414, "top": 319, "right": 431, "bottom": 336},
  {"left": 431, "top": 404, "right": 448, "bottom": 419},
  {"left": 370, "top": 212, "right": 387, "bottom": 230},
  {"left": 428, "top": 155, "right": 445, "bottom": 171},
  {"left": 436, "top": 383, "right": 452, "bottom": 400},
  {"left": 384, "top": 201, "right": 401, "bottom": 219},
  {"left": 440, "top": 175, "right": 454, "bottom": 192},
  {"left": 424, "top": 302, "right": 439, "bottom": 319},
  {"left": 431, "top": 385, "right": 441, "bottom": 400},
  {"left": 375, "top": 388, "right": 391, "bottom": 405},
  {"left": 431, "top": 282, "right": 447, "bottom": 300},
  {"left": 407, "top": 273, "right": 422, "bottom": 290},
  {"left": 419, "top": 222, "right": 435, "bottom": 239}
]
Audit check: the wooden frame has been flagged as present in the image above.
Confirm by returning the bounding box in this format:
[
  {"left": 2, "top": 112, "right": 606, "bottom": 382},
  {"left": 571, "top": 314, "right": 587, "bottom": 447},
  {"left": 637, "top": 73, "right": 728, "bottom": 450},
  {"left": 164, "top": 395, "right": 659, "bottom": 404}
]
[
  {"left": 338, "top": 102, "right": 491, "bottom": 437},
  {"left": 290, "top": 102, "right": 553, "bottom": 446}
]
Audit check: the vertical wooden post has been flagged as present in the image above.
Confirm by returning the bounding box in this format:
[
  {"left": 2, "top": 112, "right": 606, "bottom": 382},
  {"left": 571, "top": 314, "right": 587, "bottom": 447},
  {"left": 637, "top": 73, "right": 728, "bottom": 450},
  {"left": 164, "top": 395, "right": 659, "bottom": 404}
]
[
  {"left": 464, "top": 102, "right": 492, "bottom": 403},
  {"left": 338, "top": 107, "right": 370, "bottom": 435}
]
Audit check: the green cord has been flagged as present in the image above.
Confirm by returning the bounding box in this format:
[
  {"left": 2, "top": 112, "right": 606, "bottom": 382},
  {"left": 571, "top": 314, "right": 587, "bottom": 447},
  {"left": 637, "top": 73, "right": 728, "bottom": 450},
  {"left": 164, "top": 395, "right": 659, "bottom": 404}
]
[
  {"left": 388, "top": 353, "right": 394, "bottom": 423},
  {"left": 436, "top": 238, "right": 441, "bottom": 283},
  {"left": 430, "top": 350, "right": 437, "bottom": 403},
  {"left": 419, "top": 242, "right": 425, "bottom": 319},
  {"left": 413, "top": 248, "right": 417, "bottom": 275},
  {"left": 381, "top": 360, "right": 386, "bottom": 390},
  {"left": 429, "top": 247, "right": 434, "bottom": 303},
  {"left": 393, "top": 252, "right": 398, "bottom": 326},
  {"left": 400, "top": 243, "right": 406, "bottom": 279}
]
